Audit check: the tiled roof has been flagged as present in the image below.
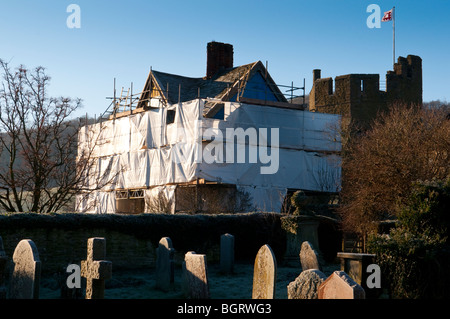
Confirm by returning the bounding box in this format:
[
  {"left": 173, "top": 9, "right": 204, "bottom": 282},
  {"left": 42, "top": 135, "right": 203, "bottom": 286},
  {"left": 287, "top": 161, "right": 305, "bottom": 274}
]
[
  {"left": 138, "top": 61, "right": 288, "bottom": 116},
  {"left": 151, "top": 62, "right": 256, "bottom": 104}
]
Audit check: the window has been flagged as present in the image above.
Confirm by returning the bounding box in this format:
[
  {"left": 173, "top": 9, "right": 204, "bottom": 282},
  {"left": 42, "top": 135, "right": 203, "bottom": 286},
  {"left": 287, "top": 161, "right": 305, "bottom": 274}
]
[
  {"left": 166, "top": 109, "right": 176, "bottom": 124},
  {"left": 129, "top": 189, "right": 144, "bottom": 199},
  {"left": 115, "top": 189, "right": 145, "bottom": 214},
  {"left": 116, "top": 190, "right": 129, "bottom": 199}
]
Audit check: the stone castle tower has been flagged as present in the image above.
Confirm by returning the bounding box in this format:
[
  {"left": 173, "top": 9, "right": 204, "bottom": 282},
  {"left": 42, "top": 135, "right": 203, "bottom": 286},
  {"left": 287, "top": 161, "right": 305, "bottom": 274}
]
[{"left": 309, "top": 55, "right": 422, "bottom": 130}]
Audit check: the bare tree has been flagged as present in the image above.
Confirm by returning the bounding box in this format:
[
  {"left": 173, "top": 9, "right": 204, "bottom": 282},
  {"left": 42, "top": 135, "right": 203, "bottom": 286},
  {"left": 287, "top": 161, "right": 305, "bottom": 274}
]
[
  {"left": 0, "top": 60, "right": 114, "bottom": 213},
  {"left": 339, "top": 102, "right": 450, "bottom": 235}
]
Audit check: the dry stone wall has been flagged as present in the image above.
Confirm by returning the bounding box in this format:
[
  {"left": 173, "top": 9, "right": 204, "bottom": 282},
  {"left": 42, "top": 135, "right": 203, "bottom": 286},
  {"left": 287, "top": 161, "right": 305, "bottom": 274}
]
[{"left": 0, "top": 212, "right": 287, "bottom": 274}]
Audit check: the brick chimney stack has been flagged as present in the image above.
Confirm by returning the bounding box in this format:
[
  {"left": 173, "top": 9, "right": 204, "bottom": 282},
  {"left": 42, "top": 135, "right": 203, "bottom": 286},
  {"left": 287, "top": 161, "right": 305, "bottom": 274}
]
[
  {"left": 206, "top": 41, "right": 233, "bottom": 79},
  {"left": 313, "top": 69, "right": 321, "bottom": 83}
]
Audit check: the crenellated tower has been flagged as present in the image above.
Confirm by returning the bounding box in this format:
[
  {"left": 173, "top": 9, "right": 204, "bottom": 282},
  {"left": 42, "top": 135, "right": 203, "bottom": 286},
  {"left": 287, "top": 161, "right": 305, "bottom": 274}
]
[{"left": 309, "top": 55, "right": 422, "bottom": 130}]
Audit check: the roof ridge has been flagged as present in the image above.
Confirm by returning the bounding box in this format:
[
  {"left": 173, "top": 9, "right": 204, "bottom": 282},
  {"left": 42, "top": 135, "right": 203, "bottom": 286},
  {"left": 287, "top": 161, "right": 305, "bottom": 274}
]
[{"left": 151, "top": 69, "right": 205, "bottom": 81}]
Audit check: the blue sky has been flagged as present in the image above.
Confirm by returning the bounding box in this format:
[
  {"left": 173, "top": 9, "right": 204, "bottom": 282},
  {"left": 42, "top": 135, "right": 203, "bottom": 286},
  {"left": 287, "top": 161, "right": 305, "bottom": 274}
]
[{"left": 1, "top": 0, "right": 448, "bottom": 119}]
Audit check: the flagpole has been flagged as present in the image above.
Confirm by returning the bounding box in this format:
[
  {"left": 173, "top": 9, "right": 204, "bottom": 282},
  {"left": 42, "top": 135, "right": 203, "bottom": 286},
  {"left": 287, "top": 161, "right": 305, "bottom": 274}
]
[{"left": 393, "top": 6, "right": 395, "bottom": 67}]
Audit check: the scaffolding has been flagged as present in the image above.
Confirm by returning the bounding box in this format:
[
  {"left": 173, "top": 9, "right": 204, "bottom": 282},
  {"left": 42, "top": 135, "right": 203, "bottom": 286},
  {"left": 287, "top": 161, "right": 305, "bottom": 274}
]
[{"left": 100, "top": 72, "right": 306, "bottom": 122}]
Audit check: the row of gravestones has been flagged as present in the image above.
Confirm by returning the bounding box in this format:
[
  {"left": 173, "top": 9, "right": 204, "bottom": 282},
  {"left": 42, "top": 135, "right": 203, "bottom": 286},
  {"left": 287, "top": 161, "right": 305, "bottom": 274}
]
[
  {"left": 251, "top": 240, "right": 365, "bottom": 299},
  {"left": 158, "top": 234, "right": 365, "bottom": 299},
  {"left": 0, "top": 235, "right": 111, "bottom": 299},
  {"left": 156, "top": 233, "right": 278, "bottom": 299},
  {"left": 156, "top": 233, "right": 235, "bottom": 298},
  {"left": 0, "top": 233, "right": 365, "bottom": 299}
]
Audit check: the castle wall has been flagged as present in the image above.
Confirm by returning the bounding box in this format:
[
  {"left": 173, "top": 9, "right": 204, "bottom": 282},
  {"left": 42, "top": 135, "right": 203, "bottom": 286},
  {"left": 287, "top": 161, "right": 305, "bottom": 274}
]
[{"left": 309, "top": 55, "right": 422, "bottom": 129}]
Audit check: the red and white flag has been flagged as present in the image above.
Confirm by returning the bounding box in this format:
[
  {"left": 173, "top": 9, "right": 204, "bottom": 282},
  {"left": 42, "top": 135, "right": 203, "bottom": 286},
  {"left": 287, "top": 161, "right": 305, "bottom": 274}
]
[{"left": 382, "top": 8, "right": 393, "bottom": 22}]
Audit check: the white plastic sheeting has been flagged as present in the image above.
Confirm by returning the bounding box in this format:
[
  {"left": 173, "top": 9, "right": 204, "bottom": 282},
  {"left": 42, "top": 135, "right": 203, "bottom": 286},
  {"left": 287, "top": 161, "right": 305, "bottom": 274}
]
[
  {"left": 76, "top": 190, "right": 116, "bottom": 214},
  {"left": 76, "top": 98, "right": 341, "bottom": 214},
  {"left": 197, "top": 103, "right": 341, "bottom": 212},
  {"left": 144, "top": 185, "right": 176, "bottom": 213}
]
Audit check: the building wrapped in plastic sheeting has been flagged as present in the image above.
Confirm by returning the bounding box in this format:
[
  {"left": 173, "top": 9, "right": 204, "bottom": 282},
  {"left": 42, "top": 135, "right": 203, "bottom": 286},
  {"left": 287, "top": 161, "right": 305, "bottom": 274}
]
[{"left": 76, "top": 98, "right": 341, "bottom": 214}]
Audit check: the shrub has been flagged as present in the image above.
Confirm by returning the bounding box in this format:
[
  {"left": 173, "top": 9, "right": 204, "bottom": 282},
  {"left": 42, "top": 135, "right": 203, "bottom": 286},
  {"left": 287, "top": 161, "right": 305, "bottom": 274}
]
[
  {"left": 367, "top": 178, "right": 450, "bottom": 298},
  {"left": 339, "top": 104, "right": 450, "bottom": 235},
  {"left": 397, "top": 179, "right": 450, "bottom": 241}
]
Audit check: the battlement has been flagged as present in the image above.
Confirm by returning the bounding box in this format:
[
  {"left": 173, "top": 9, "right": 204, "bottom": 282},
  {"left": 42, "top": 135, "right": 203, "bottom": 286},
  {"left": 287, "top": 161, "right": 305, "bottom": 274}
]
[
  {"left": 386, "top": 55, "right": 422, "bottom": 105},
  {"left": 309, "top": 55, "right": 422, "bottom": 128},
  {"left": 390, "top": 55, "right": 422, "bottom": 78}
]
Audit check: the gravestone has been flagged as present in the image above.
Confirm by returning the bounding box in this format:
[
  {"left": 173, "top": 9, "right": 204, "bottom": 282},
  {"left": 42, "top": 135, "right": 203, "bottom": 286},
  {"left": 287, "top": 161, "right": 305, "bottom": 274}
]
[
  {"left": 299, "top": 241, "right": 322, "bottom": 271},
  {"left": 81, "top": 237, "right": 112, "bottom": 299},
  {"left": 337, "top": 252, "right": 380, "bottom": 298},
  {"left": 0, "top": 237, "right": 9, "bottom": 299},
  {"left": 318, "top": 271, "right": 365, "bottom": 299},
  {"left": 183, "top": 251, "right": 210, "bottom": 299},
  {"left": 9, "top": 239, "right": 41, "bottom": 299},
  {"left": 220, "top": 233, "right": 234, "bottom": 274},
  {"left": 287, "top": 269, "right": 327, "bottom": 299},
  {"left": 155, "top": 237, "right": 175, "bottom": 291},
  {"left": 252, "top": 244, "right": 277, "bottom": 299}
]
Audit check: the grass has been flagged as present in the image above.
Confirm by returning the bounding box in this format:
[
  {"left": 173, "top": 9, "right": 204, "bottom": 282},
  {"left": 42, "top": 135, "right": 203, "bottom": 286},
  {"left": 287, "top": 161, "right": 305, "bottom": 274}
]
[{"left": 39, "top": 261, "right": 340, "bottom": 299}]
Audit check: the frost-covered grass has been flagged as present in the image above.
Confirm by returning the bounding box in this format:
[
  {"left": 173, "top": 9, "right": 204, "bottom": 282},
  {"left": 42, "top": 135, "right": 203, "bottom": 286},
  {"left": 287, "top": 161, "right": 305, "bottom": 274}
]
[{"left": 39, "top": 262, "right": 340, "bottom": 299}]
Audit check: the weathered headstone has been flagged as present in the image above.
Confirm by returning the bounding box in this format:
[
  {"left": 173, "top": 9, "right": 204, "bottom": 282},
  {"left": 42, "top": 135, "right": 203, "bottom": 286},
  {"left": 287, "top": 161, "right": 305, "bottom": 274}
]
[
  {"left": 81, "top": 237, "right": 112, "bottom": 299},
  {"left": 9, "top": 239, "right": 41, "bottom": 299},
  {"left": 0, "top": 237, "right": 9, "bottom": 299},
  {"left": 287, "top": 269, "right": 327, "bottom": 299},
  {"left": 220, "top": 233, "right": 234, "bottom": 274},
  {"left": 183, "top": 251, "right": 210, "bottom": 299},
  {"left": 252, "top": 244, "right": 277, "bottom": 299},
  {"left": 299, "top": 241, "right": 322, "bottom": 271},
  {"left": 155, "top": 237, "right": 175, "bottom": 291},
  {"left": 318, "top": 271, "right": 366, "bottom": 299}
]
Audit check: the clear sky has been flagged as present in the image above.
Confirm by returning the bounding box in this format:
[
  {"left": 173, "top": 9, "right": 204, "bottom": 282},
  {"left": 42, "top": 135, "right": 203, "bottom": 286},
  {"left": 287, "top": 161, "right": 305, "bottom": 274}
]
[{"left": 1, "top": 0, "right": 448, "bottom": 119}]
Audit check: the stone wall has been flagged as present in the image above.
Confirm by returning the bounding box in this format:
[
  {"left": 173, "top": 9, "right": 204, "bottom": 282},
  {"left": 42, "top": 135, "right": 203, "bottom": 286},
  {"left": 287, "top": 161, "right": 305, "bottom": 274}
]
[
  {"left": 386, "top": 55, "right": 422, "bottom": 106},
  {"left": 309, "top": 55, "right": 422, "bottom": 130},
  {"left": 2, "top": 227, "right": 154, "bottom": 274},
  {"left": 0, "top": 212, "right": 286, "bottom": 274}
]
